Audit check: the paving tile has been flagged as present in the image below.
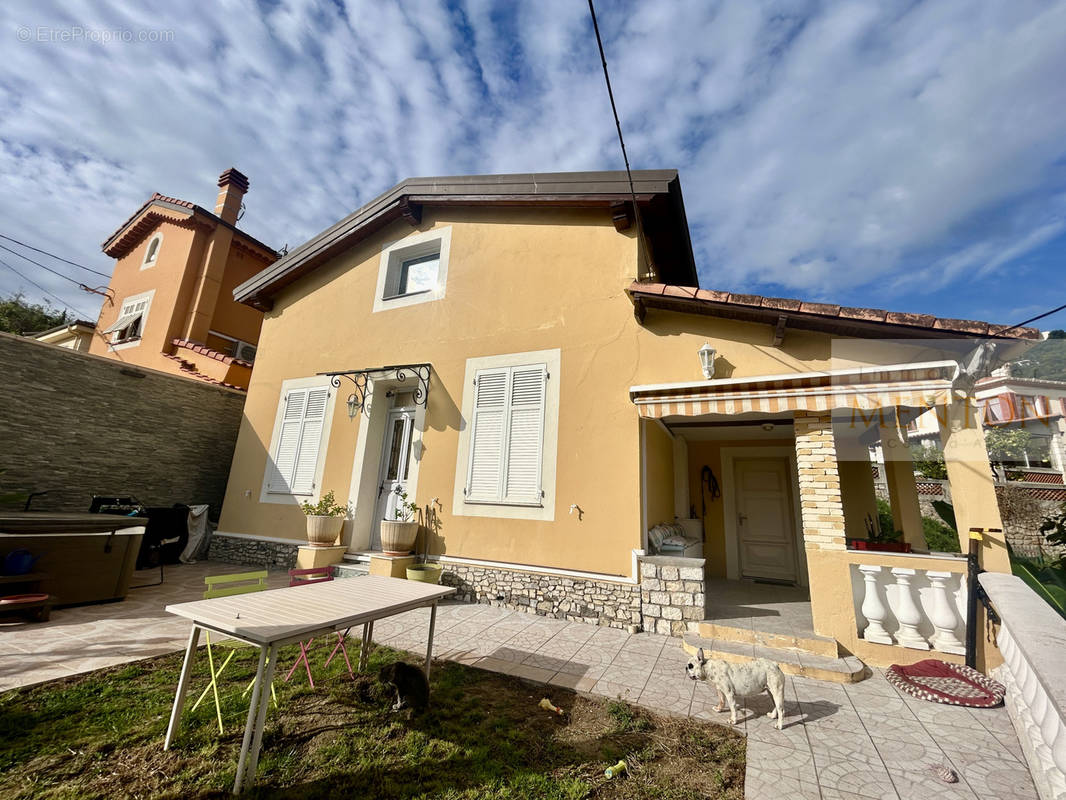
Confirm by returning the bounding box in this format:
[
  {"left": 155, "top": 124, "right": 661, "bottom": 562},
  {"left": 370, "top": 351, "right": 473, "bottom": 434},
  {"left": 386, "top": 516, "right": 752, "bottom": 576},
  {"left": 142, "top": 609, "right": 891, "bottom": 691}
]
[
  {"left": 636, "top": 679, "right": 694, "bottom": 717},
  {"left": 813, "top": 755, "right": 898, "bottom": 800},
  {"left": 609, "top": 647, "right": 659, "bottom": 672},
  {"left": 589, "top": 678, "right": 643, "bottom": 704},
  {"left": 547, "top": 671, "right": 598, "bottom": 693}
]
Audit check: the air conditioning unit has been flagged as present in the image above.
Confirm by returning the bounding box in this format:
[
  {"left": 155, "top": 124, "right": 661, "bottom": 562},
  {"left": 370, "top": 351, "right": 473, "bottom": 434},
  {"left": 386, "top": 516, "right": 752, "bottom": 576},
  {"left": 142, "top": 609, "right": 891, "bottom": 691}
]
[{"left": 235, "top": 342, "right": 258, "bottom": 362}]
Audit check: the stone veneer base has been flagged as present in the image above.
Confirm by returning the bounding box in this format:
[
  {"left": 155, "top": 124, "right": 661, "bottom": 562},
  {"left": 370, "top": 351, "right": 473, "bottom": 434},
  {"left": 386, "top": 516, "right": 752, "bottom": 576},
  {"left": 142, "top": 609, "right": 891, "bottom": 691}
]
[
  {"left": 208, "top": 533, "right": 300, "bottom": 569},
  {"left": 439, "top": 560, "right": 641, "bottom": 629}
]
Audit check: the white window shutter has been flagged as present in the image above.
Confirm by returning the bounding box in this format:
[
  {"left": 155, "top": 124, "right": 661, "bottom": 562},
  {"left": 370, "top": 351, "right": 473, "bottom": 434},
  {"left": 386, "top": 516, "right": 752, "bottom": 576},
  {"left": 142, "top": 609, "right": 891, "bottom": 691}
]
[
  {"left": 466, "top": 369, "right": 507, "bottom": 501},
  {"left": 503, "top": 365, "right": 546, "bottom": 503},
  {"left": 267, "top": 389, "right": 306, "bottom": 493},
  {"left": 267, "top": 386, "right": 329, "bottom": 495},
  {"left": 291, "top": 387, "right": 329, "bottom": 494}
]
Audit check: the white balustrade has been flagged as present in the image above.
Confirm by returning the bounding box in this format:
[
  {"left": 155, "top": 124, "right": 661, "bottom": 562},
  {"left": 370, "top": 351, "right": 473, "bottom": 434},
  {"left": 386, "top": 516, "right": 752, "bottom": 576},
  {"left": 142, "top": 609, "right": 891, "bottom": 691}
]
[
  {"left": 851, "top": 559, "right": 967, "bottom": 653},
  {"left": 857, "top": 565, "right": 893, "bottom": 644},
  {"left": 926, "top": 570, "right": 965, "bottom": 655},
  {"left": 890, "top": 568, "right": 931, "bottom": 650},
  {"left": 981, "top": 572, "right": 1066, "bottom": 800}
]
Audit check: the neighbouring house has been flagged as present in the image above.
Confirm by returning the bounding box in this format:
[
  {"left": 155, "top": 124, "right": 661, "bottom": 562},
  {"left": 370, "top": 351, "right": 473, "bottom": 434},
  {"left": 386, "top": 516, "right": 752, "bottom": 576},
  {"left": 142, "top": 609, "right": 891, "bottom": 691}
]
[
  {"left": 912, "top": 366, "right": 1066, "bottom": 474},
  {"left": 31, "top": 319, "right": 95, "bottom": 352},
  {"left": 213, "top": 169, "right": 1042, "bottom": 676},
  {"left": 88, "top": 168, "right": 279, "bottom": 390}
]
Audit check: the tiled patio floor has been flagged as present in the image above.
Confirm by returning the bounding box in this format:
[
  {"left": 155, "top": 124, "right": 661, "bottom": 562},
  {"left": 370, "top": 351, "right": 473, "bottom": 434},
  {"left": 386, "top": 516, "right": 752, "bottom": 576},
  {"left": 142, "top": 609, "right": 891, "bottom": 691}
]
[{"left": 0, "top": 562, "right": 1037, "bottom": 800}]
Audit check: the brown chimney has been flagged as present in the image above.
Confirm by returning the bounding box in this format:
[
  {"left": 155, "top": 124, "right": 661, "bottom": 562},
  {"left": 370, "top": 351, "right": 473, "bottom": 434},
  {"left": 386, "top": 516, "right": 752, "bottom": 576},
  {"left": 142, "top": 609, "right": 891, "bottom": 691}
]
[{"left": 214, "top": 167, "right": 249, "bottom": 225}]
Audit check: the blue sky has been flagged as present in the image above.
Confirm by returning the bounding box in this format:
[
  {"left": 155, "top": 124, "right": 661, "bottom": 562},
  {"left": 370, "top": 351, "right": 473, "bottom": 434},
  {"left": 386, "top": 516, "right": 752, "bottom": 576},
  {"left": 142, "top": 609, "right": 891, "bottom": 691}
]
[{"left": 1, "top": 0, "right": 1064, "bottom": 330}]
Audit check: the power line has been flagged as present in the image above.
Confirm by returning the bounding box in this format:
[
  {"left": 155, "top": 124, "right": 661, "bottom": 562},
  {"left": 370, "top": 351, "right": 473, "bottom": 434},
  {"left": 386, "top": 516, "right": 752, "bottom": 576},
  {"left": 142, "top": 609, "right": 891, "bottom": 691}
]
[
  {"left": 0, "top": 256, "right": 93, "bottom": 320},
  {"left": 0, "top": 232, "right": 111, "bottom": 279},
  {"left": 0, "top": 242, "right": 97, "bottom": 288},
  {"left": 998, "top": 302, "right": 1066, "bottom": 336},
  {"left": 587, "top": 0, "right": 655, "bottom": 279}
]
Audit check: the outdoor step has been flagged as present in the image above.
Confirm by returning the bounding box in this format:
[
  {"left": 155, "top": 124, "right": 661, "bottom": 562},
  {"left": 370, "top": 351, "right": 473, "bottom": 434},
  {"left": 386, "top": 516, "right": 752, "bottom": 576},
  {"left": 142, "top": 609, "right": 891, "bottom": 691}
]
[
  {"left": 696, "top": 620, "right": 839, "bottom": 658},
  {"left": 682, "top": 634, "right": 866, "bottom": 684},
  {"left": 333, "top": 562, "right": 369, "bottom": 579}
]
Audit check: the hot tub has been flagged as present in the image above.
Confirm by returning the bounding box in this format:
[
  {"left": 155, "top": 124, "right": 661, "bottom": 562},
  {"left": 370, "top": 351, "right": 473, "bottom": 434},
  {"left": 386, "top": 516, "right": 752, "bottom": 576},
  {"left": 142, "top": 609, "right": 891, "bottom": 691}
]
[{"left": 0, "top": 513, "right": 147, "bottom": 606}]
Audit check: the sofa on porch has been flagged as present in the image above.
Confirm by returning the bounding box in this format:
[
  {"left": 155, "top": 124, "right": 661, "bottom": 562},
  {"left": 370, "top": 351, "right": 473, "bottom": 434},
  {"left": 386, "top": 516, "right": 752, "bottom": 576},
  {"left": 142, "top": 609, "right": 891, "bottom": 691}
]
[{"left": 647, "top": 519, "right": 704, "bottom": 558}]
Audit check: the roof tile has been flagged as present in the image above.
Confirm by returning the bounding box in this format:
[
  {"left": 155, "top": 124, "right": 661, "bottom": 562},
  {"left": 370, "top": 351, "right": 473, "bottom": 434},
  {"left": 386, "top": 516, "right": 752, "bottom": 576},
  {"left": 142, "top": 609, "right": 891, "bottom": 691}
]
[
  {"left": 799, "top": 301, "right": 841, "bottom": 316},
  {"left": 886, "top": 311, "right": 937, "bottom": 327},
  {"left": 759, "top": 296, "right": 803, "bottom": 312},
  {"left": 627, "top": 281, "right": 1041, "bottom": 340}
]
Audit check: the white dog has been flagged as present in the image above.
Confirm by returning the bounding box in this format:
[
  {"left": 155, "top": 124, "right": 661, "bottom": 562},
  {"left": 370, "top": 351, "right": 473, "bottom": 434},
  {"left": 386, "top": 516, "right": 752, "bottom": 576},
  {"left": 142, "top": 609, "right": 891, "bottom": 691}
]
[{"left": 685, "top": 648, "right": 785, "bottom": 730}]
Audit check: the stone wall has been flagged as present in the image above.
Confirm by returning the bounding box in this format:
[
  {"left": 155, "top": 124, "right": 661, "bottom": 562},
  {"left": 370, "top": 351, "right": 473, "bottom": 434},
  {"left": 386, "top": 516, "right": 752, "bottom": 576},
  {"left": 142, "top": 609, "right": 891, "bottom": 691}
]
[
  {"left": 439, "top": 560, "right": 641, "bottom": 629},
  {"left": 0, "top": 333, "right": 245, "bottom": 516},
  {"left": 207, "top": 533, "right": 299, "bottom": 568},
  {"left": 638, "top": 556, "right": 706, "bottom": 636}
]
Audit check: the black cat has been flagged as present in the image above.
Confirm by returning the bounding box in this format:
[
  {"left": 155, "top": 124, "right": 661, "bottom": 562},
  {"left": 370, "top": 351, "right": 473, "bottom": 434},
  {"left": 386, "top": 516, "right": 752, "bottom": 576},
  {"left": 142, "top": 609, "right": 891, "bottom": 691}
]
[{"left": 378, "top": 661, "right": 429, "bottom": 712}]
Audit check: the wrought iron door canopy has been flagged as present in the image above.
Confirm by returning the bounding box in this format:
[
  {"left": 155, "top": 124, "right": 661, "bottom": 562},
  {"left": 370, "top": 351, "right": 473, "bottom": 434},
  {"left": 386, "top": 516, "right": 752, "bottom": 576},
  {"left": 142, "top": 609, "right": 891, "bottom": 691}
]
[{"left": 320, "top": 363, "right": 432, "bottom": 417}]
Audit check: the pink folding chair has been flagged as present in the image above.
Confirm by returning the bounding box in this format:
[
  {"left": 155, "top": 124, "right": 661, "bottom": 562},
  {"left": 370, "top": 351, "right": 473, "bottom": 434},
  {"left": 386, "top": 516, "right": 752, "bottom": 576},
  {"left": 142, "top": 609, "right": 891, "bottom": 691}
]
[{"left": 283, "top": 566, "right": 355, "bottom": 687}]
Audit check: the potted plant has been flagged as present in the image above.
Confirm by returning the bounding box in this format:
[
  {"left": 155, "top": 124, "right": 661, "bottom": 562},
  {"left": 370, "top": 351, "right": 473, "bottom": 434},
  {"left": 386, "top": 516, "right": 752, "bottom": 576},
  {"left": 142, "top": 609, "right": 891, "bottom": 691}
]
[
  {"left": 380, "top": 489, "right": 420, "bottom": 556},
  {"left": 848, "top": 510, "right": 911, "bottom": 553},
  {"left": 300, "top": 491, "right": 347, "bottom": 548}
]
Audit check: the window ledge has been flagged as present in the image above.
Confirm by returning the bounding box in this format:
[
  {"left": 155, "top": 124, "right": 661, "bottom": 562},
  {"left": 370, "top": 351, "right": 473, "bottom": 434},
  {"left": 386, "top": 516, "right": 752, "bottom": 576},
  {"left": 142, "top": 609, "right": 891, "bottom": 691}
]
[
  {"left": 463, "top": 499, "right": 544, "bottom": 509},
  {"left": 381, "top": 289, "right": 432, "bottom": 302}
]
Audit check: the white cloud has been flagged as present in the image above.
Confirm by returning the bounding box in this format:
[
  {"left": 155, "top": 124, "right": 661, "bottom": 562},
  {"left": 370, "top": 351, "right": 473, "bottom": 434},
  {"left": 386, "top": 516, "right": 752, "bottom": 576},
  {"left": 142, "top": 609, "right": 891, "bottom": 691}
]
[{"left": 0, "top": 0, "right": 1064, "bottom": 321}]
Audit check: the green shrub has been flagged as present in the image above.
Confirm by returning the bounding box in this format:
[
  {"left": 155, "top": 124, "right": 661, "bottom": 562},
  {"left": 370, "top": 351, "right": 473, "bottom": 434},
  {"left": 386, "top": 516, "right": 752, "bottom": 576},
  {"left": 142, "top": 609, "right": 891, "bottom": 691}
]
[{"left": 922, "top": 515, "right": 960, "bottom": 552}]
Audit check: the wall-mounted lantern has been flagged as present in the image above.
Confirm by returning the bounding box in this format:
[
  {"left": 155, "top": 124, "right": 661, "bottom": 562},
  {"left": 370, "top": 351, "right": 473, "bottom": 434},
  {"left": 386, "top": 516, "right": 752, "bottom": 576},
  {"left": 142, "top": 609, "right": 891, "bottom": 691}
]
[{"left": 698, "top": 343, "right": 716, "bottom": 380}]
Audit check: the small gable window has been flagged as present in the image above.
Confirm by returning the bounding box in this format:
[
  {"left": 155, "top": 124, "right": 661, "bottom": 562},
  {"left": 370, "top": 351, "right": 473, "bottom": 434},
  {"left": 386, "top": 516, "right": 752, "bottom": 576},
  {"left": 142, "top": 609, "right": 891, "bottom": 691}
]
[
  {"left": 141, "top": 234, "right": 162, "bottom": 269},
  {"left": 372, "top": 226, "right": 452, "bottom": 313}
]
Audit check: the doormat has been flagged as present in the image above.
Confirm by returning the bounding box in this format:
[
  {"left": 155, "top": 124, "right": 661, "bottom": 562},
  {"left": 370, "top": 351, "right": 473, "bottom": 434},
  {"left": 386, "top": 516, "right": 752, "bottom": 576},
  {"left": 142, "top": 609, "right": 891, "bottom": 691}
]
[{"left": 886, "top": 659, "right": 1005, "bottom": 708}]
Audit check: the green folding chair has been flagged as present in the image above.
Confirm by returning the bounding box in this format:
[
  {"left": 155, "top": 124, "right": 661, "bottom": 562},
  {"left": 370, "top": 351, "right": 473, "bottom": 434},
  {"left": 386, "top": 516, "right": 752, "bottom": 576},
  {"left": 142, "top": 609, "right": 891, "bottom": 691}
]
[{"left": 189, "top": 570, "right": 278, "bottom": 732}]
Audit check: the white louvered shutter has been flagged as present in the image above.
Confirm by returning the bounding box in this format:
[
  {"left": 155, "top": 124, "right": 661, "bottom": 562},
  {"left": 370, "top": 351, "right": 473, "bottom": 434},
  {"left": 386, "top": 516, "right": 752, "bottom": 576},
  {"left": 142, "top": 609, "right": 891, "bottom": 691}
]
[
  {"left": 267, "top": 386, "right": 329, "bottom": 495},
  {"left": 466, "top": 368, "right": 507, "bottom": 501},
  {"left": 267, "top": 389, "right": 307, "bottom": 493},
  {"left": 291, "top": 387, "right": 329, "bottom": 494},
  {"left": 503, "top": 365, "right": 546, "bottom": 503}
]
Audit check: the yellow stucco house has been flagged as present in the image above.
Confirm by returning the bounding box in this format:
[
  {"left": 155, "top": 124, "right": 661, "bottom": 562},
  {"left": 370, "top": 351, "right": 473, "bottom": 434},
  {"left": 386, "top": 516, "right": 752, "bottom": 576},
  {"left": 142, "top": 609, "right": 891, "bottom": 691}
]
[{"left": 215, "top": 169, "right": 1041, "bottom": 677}]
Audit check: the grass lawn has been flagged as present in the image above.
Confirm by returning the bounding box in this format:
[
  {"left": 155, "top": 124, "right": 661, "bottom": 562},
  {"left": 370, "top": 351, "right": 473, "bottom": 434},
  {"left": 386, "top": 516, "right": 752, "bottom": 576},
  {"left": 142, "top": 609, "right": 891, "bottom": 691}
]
[{"left": 0, "top": 638, "right": 745, "bottom": 799}]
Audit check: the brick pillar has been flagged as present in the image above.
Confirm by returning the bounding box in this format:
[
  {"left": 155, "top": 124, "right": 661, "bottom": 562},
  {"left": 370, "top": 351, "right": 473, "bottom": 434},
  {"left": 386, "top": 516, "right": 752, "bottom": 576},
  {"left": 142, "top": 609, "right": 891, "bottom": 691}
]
[{"left": 794, "top": 411, "right": 847, "bottom": 551}]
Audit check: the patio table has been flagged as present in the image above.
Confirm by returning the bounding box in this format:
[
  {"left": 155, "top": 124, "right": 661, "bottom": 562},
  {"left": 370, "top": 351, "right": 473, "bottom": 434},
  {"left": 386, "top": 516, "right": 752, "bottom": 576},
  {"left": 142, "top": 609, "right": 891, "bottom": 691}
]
[{"left": 163, "top": 574, "right": 455, "bottom": 793}]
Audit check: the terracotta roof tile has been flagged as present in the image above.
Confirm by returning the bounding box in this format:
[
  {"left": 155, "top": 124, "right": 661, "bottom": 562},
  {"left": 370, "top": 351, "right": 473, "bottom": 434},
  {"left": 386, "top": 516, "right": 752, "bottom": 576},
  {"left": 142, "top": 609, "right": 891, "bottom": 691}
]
[
  {"left": 662, "top": 285, "right": 698, "bottom": 299},
  {"left": 695, "top": 288, "right": 731, "bottom": 303},
  {"left": 840, "top": 306, "right": 888, "bottom": 322},
  {"left": 171, "top": 338, "right": 253, "bottom": 368},
  {"left": 886, "top": 311, "right": 937, "bottom": 328},
  {"left": 627, "top": 281, "right": 1042, "bottom": 340},
  {"left": 759, "top": 296, "right": 803, "bottom": 312},
  {"left": 798, "top": 301, "right": 841, "bottom": 316}
]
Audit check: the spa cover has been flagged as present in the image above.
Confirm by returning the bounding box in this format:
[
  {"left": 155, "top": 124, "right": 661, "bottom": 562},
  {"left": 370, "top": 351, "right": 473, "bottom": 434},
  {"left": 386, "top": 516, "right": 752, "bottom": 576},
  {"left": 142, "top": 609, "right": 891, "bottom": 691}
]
[{"left": 886, "top": 659, "right": 1005, "bottom": 708}]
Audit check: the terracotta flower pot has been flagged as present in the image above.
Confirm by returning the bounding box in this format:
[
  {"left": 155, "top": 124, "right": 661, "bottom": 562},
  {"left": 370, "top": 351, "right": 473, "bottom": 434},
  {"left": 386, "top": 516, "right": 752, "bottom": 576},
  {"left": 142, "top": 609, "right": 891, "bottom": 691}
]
[
  {"left": 380, "top": 520, "right": 419, "bottom": 555},
  {"left": 305, "top": 515, "right": 344, "bottom": 548}
]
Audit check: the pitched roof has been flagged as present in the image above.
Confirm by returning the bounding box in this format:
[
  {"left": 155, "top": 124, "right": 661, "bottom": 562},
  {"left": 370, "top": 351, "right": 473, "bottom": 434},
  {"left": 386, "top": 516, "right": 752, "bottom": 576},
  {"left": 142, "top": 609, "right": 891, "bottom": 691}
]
[
  {"left": 627, "top": 282, "right": 1043, "bottom": 341},
  {"left": 101, "top": 192, "right": 277, "bottom": 260},
  {"left": 233, "top": 169, "right": 697, "bottom": 309}
]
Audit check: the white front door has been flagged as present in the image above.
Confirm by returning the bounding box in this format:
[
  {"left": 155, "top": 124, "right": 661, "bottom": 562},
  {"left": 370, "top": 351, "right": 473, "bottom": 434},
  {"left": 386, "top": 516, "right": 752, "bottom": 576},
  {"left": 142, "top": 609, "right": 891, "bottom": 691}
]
[
  {"left": 734, "top": 457, "right": 797, "bottom": 582},
  {"left": 372, "top": 408, "right": 415, "bottom": 550}
]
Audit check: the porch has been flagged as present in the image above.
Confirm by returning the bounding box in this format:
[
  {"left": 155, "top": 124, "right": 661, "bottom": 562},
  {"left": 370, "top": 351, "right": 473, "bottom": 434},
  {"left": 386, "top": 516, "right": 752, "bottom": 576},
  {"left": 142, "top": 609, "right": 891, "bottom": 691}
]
[{"left": 634, "top": 360, "right": 1009, "bottom": 672}]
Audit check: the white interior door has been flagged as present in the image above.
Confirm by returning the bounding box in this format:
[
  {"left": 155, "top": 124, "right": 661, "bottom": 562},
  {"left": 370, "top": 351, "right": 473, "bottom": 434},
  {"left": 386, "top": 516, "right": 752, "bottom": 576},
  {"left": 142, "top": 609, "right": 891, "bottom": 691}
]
[
  {"left": 734, "top": 457, "right": 797, "bottom": 582},
  {"left": 372, "top": 408, "right": 414, "bottom": 550}
]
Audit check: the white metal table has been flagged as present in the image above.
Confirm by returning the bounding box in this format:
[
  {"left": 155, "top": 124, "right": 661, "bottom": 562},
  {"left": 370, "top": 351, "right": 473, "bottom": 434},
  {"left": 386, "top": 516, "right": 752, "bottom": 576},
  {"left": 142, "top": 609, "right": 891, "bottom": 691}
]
[{"left": 163, "top": 574, "right": 455, "bottom": 793}]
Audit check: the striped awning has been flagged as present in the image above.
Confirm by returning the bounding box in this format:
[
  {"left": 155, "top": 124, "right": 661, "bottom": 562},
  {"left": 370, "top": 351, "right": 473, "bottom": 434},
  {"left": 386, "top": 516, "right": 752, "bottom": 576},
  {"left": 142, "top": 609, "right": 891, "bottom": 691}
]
[{"left": 630, "top": 361, "right": 959, "bottom": 418}]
